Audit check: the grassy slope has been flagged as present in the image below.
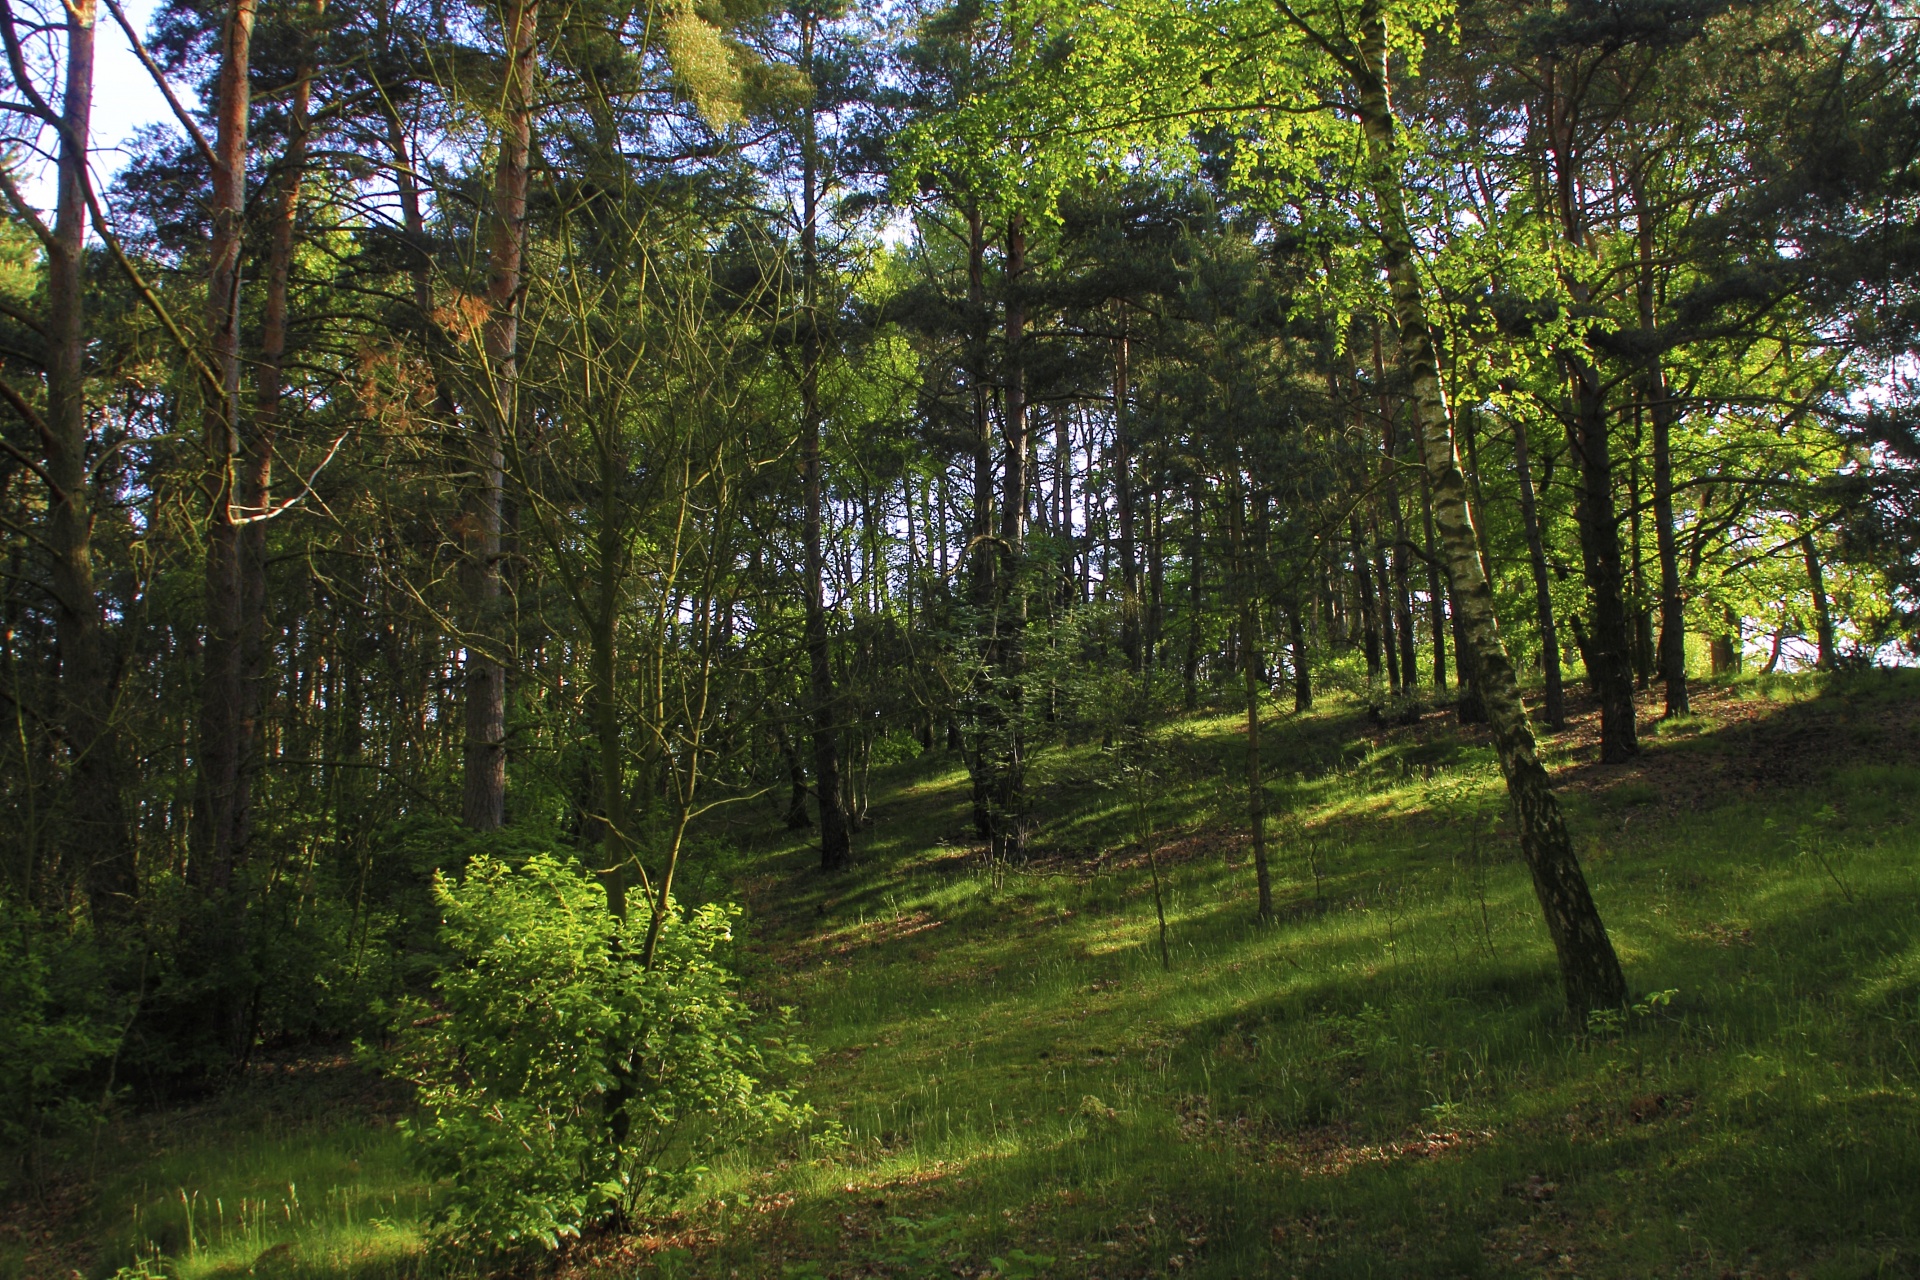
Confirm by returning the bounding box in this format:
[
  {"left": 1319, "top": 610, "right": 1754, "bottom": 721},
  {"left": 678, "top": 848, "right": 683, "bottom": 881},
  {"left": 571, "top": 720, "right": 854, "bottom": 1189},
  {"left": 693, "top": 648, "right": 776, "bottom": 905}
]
[{"left": 13, "top": 671, "right": 1920, "bottom": 1280}]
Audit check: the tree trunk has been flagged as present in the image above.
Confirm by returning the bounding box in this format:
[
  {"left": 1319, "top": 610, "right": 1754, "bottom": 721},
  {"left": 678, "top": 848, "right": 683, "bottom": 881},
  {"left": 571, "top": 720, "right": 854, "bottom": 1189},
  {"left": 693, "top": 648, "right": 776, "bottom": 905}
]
[
  {"left": 1512, "top": 413, "right": 1567, "bottom": 729},
  {"left": 1113, "top": 317, "right": 1141, "bottom": 674},
  {"left": 1056, "top": 401, "right": 1074, "bottom": 607},
  {"left": 1540, "top": 72, "right": 1637, "bottom": 759},
  {"left": 1375, "top": 326, "right": 1418, "bottom": 690},
  {"left": 990, "top": 212, "right": 1030, "bottom": 862},
  {"left": 1802, "top": 533, "right": 1835, "bottom": 669},
  {"left": 1373, "top": 531, "right": 1400, "bottom": 694},
  {"left": 463, "top": 0, "right": 537, "bottom": 832},
  {"left": 1148, "top": 476, "right": 1165, "bottom": 669},
  {"left": 239, "top": 0, "right": 319, "bottom": 892},
  {"left": 1228, "top": 469, "right": 1271, "bottom": 920},
  {"left": 1628, "top": 444, "right": 1654, "bottom": 687},
  {"left": 1350, "top": 522, "right": 1383, "bottom": 684},
  {"left": 197, "top": 0, "right": 258, "bottom": 889},
  {"left": 35, "top": 0, "right": 131, "bottom": 920},
  {"left": 1351, "top": 6, "right": 1627, "bottom": 1014},
  {"left": 800, "top": 32, "right": 852, "bottom": 870},
  {"left": 964, "top": 203, "right": 995, "bottom": 840},
  {"left": 1647, "top": 392, "right": 1687, "bottom": 711},
  {"left": 1566, "top": 358, "right": 1639, "bottom": 760},
  {"left": 1418, "top": 460, "right": 1447, "bottom": 690},
  {"left": 1183, "top": 483, "right": 1203, "bottom": 710},
  {"left": 1289, "top": 601, "right": 1311, "bottom": 712},
  {"left": 1627, "top": 171, "right": 1688, "bottom": 712},
  {"left": 776, "top": 723, "right": 809, "bottom": 829}
]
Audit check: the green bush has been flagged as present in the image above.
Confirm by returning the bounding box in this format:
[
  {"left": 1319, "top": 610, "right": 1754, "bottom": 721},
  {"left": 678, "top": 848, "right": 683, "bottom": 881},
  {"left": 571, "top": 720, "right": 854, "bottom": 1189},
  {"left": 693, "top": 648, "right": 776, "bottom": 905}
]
[
  {"left": 0, "top": 903, "right": 125, "bottom": 1167},
  {"left": 383, "top": 853, "right": 806, "bottom": 1254}
]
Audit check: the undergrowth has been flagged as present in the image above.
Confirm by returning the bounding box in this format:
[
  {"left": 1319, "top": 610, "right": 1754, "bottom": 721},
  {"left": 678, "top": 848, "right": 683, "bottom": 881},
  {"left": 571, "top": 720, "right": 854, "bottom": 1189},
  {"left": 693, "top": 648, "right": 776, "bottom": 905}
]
[{"left": 9, "top": 671, "right": 1917, "bottom": 1279}]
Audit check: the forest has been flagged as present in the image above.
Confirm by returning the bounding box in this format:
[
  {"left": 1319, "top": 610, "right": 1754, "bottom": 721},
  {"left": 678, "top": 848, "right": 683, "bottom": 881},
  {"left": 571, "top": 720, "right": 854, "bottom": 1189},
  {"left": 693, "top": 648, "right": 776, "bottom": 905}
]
[{"left": 2, "top": 0, "right": 1919, "bottom": 1273}]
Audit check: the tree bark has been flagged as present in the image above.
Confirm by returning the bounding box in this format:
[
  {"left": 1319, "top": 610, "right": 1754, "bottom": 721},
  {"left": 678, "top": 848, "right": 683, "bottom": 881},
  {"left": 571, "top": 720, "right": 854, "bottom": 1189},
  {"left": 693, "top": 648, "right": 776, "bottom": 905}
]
[
  {"left": 1351, "top": 5, "right": 1626, "bottom": 1013},
  {"left": 28, "top": 0, "right": 132, "bottom": 919},
  {"left": 1350, "top": 522, "right": 1383, "bottom": 684},
  {"left": 965, "top": 203, "right": 994, "bottom": 840},
  {"left": 1369, "top": 524, "right": 1399, "bottom": 692},
  {"left": 1418, "top": 459, "right": 1447, "bottom": 690},
  {"left": 1288, "top": 602, "right": 1311, "bottom": 712},
  {"left": 239, "top": 0, "right": 321, "bottom": 890},
  {"left": 1512, "top": 413, "right": 1567, "bottom": 729},
  {"left": 1183, "top": 483, "right": 1203, "bottom": 710},
  {"left": 1147, "top": 479, "right": 1165, "bottom": 668},
  {"left": 463, "top": 0, "right": 537, "bottom": 832},
  {"left": 1539, "top": 66, "right": 1636, "bottom": 761},
  {"left": 1711, "top": 606, "right": 1741, "bottom": 675},
  {"left": 800, "top": 15, "right": 851, "bottom": 870},
  {"left": 195, "top": 0, "right": 257, "bottom": 890},
  {"left": 1802, "top": 533, "right": 1834, "bottom": 669},
  {"left": 1629, "top": 180, "right": 1688, "bottom": 713},
  {"left": 1375, "top": 326, "right": 1418, "bottom": 689},
  {"left": 990, "top": 211, "right": 1030, "bottom": 862},
  {"left": 1113, "top": 315, "right": 1141, "bottom": 674},
  {"left": 1228, "top": 468, "right": 1271, "bottom": 919},
  {"left": 1565, "top": 357, "right": 1639, "bottom": 759}
]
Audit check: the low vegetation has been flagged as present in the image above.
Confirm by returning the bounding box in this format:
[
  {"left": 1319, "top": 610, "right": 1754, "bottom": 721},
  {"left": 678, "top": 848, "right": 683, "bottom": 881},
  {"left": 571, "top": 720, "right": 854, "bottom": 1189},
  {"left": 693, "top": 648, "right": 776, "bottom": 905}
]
[{"left": 8, "top": 670, "right": 1915, "bottom": 1279}]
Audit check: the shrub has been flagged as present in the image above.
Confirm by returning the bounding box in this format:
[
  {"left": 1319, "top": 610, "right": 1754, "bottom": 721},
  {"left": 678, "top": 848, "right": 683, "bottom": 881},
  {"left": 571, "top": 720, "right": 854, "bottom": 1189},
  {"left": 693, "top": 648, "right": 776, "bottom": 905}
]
[
  {"left": 382, "top": 853, "right": 806, "bottom": 1253},
  {"left": 0, "top": 902, "right": 125, "bottom": 1171}
]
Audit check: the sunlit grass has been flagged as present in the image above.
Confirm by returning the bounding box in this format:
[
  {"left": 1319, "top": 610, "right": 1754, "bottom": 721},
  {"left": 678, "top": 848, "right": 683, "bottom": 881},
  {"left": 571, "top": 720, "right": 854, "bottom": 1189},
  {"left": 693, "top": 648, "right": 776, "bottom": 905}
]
[
  {"left": 72, "top": 1081, "right": 445, "bottom": 1280},
  {"left": 40, "top": 670, "right": 1920, "bottom": 1278}
]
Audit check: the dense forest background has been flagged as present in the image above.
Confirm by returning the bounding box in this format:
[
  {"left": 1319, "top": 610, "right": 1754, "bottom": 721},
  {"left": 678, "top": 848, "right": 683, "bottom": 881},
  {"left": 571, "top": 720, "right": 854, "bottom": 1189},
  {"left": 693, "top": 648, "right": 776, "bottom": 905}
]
[{"left": 2, "top": 0, "right": 1919, "bottom": 1271}]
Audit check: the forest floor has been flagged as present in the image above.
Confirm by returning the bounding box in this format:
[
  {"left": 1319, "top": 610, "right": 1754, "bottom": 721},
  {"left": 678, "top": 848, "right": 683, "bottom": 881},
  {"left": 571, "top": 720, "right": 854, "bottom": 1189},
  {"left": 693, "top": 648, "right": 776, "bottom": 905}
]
[{"left": 10, "top": 669, "right": 1920, "bottom": 1279}]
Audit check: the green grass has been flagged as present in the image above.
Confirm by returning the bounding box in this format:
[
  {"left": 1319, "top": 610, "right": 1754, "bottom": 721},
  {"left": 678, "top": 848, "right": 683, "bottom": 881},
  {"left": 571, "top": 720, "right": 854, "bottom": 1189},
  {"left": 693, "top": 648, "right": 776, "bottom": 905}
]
[
  {"left": 20, "top": 671, "right": 1920, "bottom": 1278},
  {"left": 21, "top": 1067, "right": 439, "bottom": 1280}
]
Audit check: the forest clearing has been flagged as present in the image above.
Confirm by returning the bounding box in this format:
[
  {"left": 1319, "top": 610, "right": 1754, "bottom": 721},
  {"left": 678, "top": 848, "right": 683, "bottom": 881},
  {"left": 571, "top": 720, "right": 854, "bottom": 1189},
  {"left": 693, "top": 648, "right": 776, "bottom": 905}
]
[
  {"left": 3, "top": 0, "right": 1919, "bottom": 1275},
  {"left": 8, "top": 671, "right": 1920, "bottom": 1278}
]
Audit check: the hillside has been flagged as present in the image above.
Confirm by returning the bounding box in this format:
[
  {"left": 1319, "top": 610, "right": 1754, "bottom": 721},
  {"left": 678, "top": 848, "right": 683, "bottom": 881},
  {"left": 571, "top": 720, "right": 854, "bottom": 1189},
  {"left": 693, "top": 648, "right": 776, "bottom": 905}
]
[{"left": 9, "top": 671, "right": 1920, "bottom": 1280}]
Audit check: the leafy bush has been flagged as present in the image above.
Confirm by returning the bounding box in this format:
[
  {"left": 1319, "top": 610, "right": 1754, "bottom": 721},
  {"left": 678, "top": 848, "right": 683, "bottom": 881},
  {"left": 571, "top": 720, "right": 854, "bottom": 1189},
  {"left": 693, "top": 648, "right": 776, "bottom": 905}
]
[
  {"left": 0, "top": 903, "right": 125, "bottom": 1166},
  {"left": 382, "top": 853, "right": 806, "bottom": 1254}
]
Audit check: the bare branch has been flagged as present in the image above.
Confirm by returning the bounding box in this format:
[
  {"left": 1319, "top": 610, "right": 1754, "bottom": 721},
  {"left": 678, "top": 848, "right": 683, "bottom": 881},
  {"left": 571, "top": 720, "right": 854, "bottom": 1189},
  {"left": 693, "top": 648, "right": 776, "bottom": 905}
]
[
  {"left": 230, "top": 427, "right": 353, "bottom": 526},
  {"left": 102, "top": 0, "right": 218, "bottom": 169},
  {"left": 79, "top": 179, "right": 225, "bottom": 398},
  {"left": 0, "top": 166, "right": 57, "bottom": 255}
]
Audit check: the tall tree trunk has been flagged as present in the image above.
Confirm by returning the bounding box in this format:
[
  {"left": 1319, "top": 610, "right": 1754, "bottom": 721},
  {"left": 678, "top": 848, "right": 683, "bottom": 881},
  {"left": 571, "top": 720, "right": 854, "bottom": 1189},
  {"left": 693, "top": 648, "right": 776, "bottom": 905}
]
[
  {"left": 1802, "top": 533, "right": 1835, "bottom": 669},
  {"left": 1512, "top": 413, "right": 1567, "bottom": 729},
  {"left": 1288, "top": 601, "right": 1311, "bottom": 711},
  {"left": 1541, "top": 70, "right": 1637, "bottom": 760},
  {"left": 990, "top": 212, "right": 1030, "bottom": 861},
  {"left": 1631, "top": 181, "right": 1689, "bottom": 715},
  {"left": 380, "top": 95, "right": 459, "bottom": 428},
  {"left": 197, "top": 0, "right": 257, "bottom": 889},
  {"left": 965, "top": 203, "right": 994, "bottom": 839},
  {"left": 1351, "top": 6, "right": 1627, "bottom": 1013},
  {"left": 591, "top": 544, "right": 628, "bottom": 914},
  {"left": 1350, "top": 522, "right": 1383, "bottom": 683},
  {"left": 1113, "top": 316, "right": 1141, "bottom": 674},
  {"left": 463, "top": 0, "right": 536, "bottom": 832},
  {"left": 800, "top": 29, "right": 851, "bottom": 869},
  {"left": 1228, "top": 468, "right": 1271, "bottom": 919},
  {"left": 1376, "top": 325, "right": 1418, "bottom": 689},
  {"left": 240, "top": 0, "right": 320, "bottom": 893},
  {"left": 1419, "top": 461, "right": 1447, "bottom": 690},
  {"left": 1629, "top": 442, "right": 1654, "bottom": 686},
  {"left": 1566, "top": 357, "right": 1638, "bottom": 759},
  {"left": 1183, "top": 484, "right": 1203, "bottom": 710},
  {"left": 1710, "top": 606, "right": 1741, "bottom": 675},
  {"left": 32, "top": 0, "right": 131, "bottom": 919},
  {"left": 1375, "top": 535, "right": 1401, "bottom": 693},
  {"left": 1056, "top": 402, "right": 1074, "bottom": 607},
  {"left": 1147, "top": 479, "right": 1165, "bottom": 669}
]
